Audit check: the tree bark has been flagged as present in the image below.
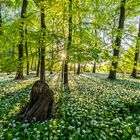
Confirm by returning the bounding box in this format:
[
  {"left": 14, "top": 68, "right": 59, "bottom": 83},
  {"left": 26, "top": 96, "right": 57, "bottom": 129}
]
[
  {"left": 84, "top": 64, "right": 86, "bottom": 72},
  {"left": 30, "top": 55, "right": 34, "bottom": 70},
  {"left": 108, "top": 0, "right": 125, "bottom": 80},
  {"left": 50, "top": 18, "right": 55, "bottom": 75},
  {"left": 74, "top": 63, "right": 76, "bottom": 75},
  {"left": 15, "top": 0, "right": 28, "bottom": 79},
  {"left": 40, "top": 7, "right": 46, "bottom": 82},
  {"left": 62, "top": 60, "right": 64, "bottom": 81},
  {"left": 20, "top": 80, "right": 56, "bottom": 122},
  {"left": 64, "top": 0, "right": 72, "bottom": 85},
  {"left": 34, "top": 61, "right": 37, "bottom": 71},
  {"left": 25, "top": 25, "right": 29, "bottom": 75},
  {"left": 36, "top": 48, "right": 40, "bottom": 76},
  {"left": 92, "top": 62, "right": 96, "bottom": 73},
  {"left": 64, "top": 61, "right": 68, "bottom": 84},
  {"left": 50, "top": 46, "right": 54, "bottom": 74},
  {"left": 77, "top": 63, "right": 80, "bottom": 75},
  {"left": 131, "top": 19, "right": 140, "bottom": 78},
  {"left": 93, "top": 29, "right": 97, "bottom": 74}
]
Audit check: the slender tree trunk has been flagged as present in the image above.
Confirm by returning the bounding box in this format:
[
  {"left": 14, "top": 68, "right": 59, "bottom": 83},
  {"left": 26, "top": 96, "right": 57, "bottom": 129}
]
[
  {"left": 34, "top": 61, "right": 37, "bottom": 71},
  {"left": 74, "top": 63, "right": 76, "bottom": 75},
  {"left": 30, "top": 55, "right": 34, "bottom": 70},
  {"left": 37, "top": 48, "right": 40, "bottom": 76},
  {"left": 64, "top": 0, "right": 72, "bottom": 85},
  {"left": 25, "top": 25, "right": 29, "bottom": 75},
  {"left": 50, "top": 46, "right": 54, "bottom": 74},
  {"left": 108, "top": 0, "right": 125, "bottom": 80},
  {"left": 40, "top": 7, "right": 46, "bottom": 82},
  {"left": 84, "top": 64, "right": 86, "bottom": 72},
  {"left": 131, "top": 19, "right": 140, "bottom": 78},
  {"left": 93, "top": 29, "right": 97, "bottom": 74},
  {"left": 50, "top": 18, "right": 55, "bottom": 75},
  {"left": 62, "top": 60, "right": 64, "bottom": 81},
  {"left": 15, "top": 0, "right": 28, "bottom": 79},
  {"left": 64, "top": 61, "right": 68, "bottom": 84},
  {"left": 92, "top": 62, "right": 96, "bottom": 73},
  {"left": 83, "top": 64, "right": 86, "bottom": 72},
  {"left": 77, "top": 63, "right": 80, "bottom": 75}
]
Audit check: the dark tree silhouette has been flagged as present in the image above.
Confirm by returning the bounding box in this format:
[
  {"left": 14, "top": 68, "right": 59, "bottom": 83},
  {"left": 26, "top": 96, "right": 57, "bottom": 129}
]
[
  {"left": 108, "top": 0, "right": 126, "bottom": 80},
  {"left": 40, "top": 7, "right": 46, "bottom": 81},
  {"left": 131, "top": 19, "right": 140, "bottom": 78},
  {"left": 64, "top": 0, "right": 72, "bottom": 85},
  {"left": 15, "top": 0, "right": 28, "bottom": 79}
]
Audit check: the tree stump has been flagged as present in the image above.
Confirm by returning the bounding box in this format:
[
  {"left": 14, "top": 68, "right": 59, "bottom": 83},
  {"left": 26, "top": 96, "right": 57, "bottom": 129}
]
[{"left": 20, "top": 80, "right": 56, "bottom": 122}]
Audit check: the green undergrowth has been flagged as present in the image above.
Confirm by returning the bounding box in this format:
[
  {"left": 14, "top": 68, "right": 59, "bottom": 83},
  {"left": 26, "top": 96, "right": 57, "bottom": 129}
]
[{"left": 0, "top": 73, "right": 140, "bottom": 140}]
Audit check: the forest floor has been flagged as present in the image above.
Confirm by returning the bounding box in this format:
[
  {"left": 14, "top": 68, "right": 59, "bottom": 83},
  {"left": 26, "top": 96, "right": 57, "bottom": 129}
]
[{"left": 0, "top": 72, "right": 140, "bottom": 140}]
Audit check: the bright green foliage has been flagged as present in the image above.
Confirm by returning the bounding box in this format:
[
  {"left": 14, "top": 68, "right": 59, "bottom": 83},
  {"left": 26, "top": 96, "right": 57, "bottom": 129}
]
[
  {"left": 118, "top": 47, "right": 135, "bottom": 74},
  {"left": 0, "top": 0, "right": 140, "bottom": 73}
]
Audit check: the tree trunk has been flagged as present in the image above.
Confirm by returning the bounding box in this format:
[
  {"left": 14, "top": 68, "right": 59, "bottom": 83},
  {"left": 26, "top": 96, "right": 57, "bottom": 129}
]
[
  {"left": 50, "top": 45, "right": 54, "bottom": 74},
  {"left": 36, "top": 48, "right": 40, "bottom": 76},
  {"left": 50, "top": 18, "right": 55, "bottom": 75},
  {"left": 15, "top": 0, "right": 28, "bottom": 79},
  {"left": 131, "top": 19, "right": 140, "bottom": 78},
  {"left": 20, "top": 80, "right": 56, "bottom": 122},
  {"left": 62, "top": 60, "right": 64, "bottom": 81},
  {"left": 34, "top": 61, "right": 37, "bottom": 71},
  {"left": 93, "top": 29, "right": 97, "bottom": 74},
  {"left": 63, "top": 0, "right": 72, "bottom": 85},
  {"left": 40, "top": 7, "right": 46, "bottom": 82},
  {"left": 108, "top": 0, "right": 125, "bottom": 80},
  {"left": 25, "top": 25, "right": 29, "bottom": 75},
  {"left": 92, "top": 62, "right": 96, "bottom": 73},
  {"left": 77, "top": 63, "right": 80, "bottom": 75},
  {"left": 64, "top": 61, "right": 68, "bottom": 85},
  {"left": 74, "top": 63, "right": 76, "bottom": 75},
  {"left": 50, "top": 67, "right": 53, "bottom": 75},
  {"left": 30, "top": 55, "right": 34, "bottom": 70},
  {"left": 84, "top": 64, "right": 86, "bottom": 72}
]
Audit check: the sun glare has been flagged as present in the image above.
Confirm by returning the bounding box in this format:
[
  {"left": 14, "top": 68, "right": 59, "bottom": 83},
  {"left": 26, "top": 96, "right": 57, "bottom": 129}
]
[{"left": 61, "top": 52, "right": 66, "bottom": 60}]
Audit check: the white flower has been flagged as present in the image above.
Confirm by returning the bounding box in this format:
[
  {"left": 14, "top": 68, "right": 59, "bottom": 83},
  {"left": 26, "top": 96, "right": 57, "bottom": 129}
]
[
  {"left": 12, "top": 123, "right": 16, "bottom": 127},
  {"left": 12, "top": 138, "right": 18, "bottom": 140},
  {"left": 15, "top": 132, "right": 19, "bottom": 136},
  {"left": 62, "top": 126, "right": 64, "bottom": 128},
  {"left": 60, "top": 120, "right": 64, "bottom": 124},
  {"left": 136, "top": 127, "right": 140, "bottom": 132},
  {"left": 24, "top": 120, "right": 28, "bottom": 123},
  {"left": 77, "top": 122, "right": 81, "bottom": 125},
  {"left": 82, "top": 129, "right": 86, "bottom": 134},
  {"left": 24, "top": 129, "right": 28, "bottom": 133},
  {"left": 33, "top": 128, "right": 37, "bottom": 131},
  {"left": 12, "top": 120, "right": 16, "bottom": 123},
  {"left": 68, "top": 126, "right": 74, "bottom": 130},
  {"left": 77, "top": 128, "right": 80, "bottom": 133},
  {"left": 45, "top": 132, "right": 48, "bottom": 136},
  {"left": 8, "top": 123, "right": 12, "bottom": 126},
  {"left": 50, "top": 136, "right": 53, "bottom": 140}
]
